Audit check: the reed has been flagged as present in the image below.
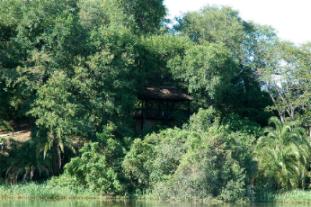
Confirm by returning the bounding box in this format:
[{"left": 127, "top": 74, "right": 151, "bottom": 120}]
[
  {"left": 0, "top": 183, "right": 97, "bottom": 200},
  {"left": 272, "top": 190, "right": 311, "bottom": 204}
]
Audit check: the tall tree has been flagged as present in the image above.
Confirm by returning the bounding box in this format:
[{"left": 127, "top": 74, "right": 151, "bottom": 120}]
[
  {"left": 78, "top": 0, "right": 128, "bottom": 30},
  {"left": 119, "top": 0, "right": 166, "bottom": 34},
  {"left": 0, "top": 0, "right": 86, "bottom": 122},
  {"left": 169, "top": 42, "right": 237, "bottom": 108},
  {"left": 175, "top": 6, "right": 244, "bottom": 57},
  {"left": 173, "top": 6, "right": 273, "bottom": 124},
  {"left": 31, "top": 28, "right": 140, "bottom": 172},
  {"left": 138, "top": 34, "right": 192, "bottom": 86},
  {"left": 259, "top": 42, "right": 311, "bottom": 125}
]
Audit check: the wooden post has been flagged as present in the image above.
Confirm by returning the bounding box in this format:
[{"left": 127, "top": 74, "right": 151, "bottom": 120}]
[
  {"left": 140, "top": 100, "right": 144, "bottom": 133},
  {"left": 187, "top": 100, "right": 191, "bottom": 118}
]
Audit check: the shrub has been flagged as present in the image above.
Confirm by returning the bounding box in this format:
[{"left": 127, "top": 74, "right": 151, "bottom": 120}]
[
  {"left": 152, "top": 127, "right": 256, "bottom": 202},
  {"left": 44, "top": 125, "right": 127, "bottom": 194},
  {"left": 222, "top": 113, "right": 263, "bottom": 137},
  {"left": 122, "top": 138, "right": 155, "bottom": 190},
  {"left": 124, "top": 108, "right": 258, "bottom": 201},
  {"left": 123, "top": 128, "right": 198, "bottom": 191},
  {"left": 63, "top": 142, "right": 124, "bottom": 194},
  {"left": 185, "top": 107, "right": 220, "bottom": 132},
  {"left": 56, "top": 124, "right": 125, "bottom": 195},
  {"left": 47, "top": 173, "right": 82, "bottom": 191}
]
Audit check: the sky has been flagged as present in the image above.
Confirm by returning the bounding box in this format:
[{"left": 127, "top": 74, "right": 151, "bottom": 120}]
[{"left": 164, "top": 0, "right": 311, "bottom": 44}]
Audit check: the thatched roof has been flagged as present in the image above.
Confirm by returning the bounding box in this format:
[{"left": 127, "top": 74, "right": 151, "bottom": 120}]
[{"left": 138, "top": 87, "right": 193, "bottom": 101}]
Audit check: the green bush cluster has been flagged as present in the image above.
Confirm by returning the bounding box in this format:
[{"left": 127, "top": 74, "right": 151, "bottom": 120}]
[
  {"left": 122, "top": 108, "right": 309, "bottom": 202},
  {"left": 123, "top": 129, "right": 194, "bottom": 190},
  {"left": 51, "top": 128, "right": 127, "bottom": 194},
  {"left": 1, "top": 107, "right": 310, "bottom": 202},
  {"left": 122, "top": 108, "right": 257, "bottom": 202},
  {"left": 65, "top": 142, "right": 124, "bottom": 194},
  {"left": 46, "top": 106, "right": 311, "bottom": 202}
]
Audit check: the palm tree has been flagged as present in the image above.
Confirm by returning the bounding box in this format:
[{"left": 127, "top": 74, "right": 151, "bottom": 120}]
[
  {"left": 1, "top": 139, "right": 52, "bottom": 184},
  {"left": 255, "top": 117, "right": 311, "bottom": 190}
]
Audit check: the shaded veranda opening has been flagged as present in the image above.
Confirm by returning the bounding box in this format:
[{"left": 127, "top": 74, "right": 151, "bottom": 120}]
[{"left": 134, "top": 87, "right": 192, "bottom": 134}]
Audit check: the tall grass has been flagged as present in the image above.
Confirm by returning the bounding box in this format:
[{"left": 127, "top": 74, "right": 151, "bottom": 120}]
[
  {"left": 0, "top": 183, "right": 97, "bottom": 200},
  {"left": 2, "top": 183, "right": 311, "bottom": 204},
  {"left": 272, "top": 190, "right": 311, "bottom": 203}
]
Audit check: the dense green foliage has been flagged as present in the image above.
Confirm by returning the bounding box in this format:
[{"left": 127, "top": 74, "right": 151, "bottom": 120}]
[
  {"left": 255, "top": 118, "right": 311, "bottom": 190},
  {"left": 123, "top": 109, "right": 257, "bottom": 202},
  {"left": 64, "top": 142, "right": 124, "bottom": 193},
  {"left": 170, "top": 7, "right": 274, "bottom": 124},
  {"left": 0, "top": 0, "right": 310, "bottom": 203}
]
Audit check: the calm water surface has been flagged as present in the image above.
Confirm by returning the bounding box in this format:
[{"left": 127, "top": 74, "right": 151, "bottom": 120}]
[{"left": 0, "top": 200, "right": 308, "bottom": 207}]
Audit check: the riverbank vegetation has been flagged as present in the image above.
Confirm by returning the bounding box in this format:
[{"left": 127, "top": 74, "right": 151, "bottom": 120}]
[
  {"left": 0, "top": 0, "right": 310, "bottom": 203},
  {"left": 0, "top": 183, "right": 96, "bottom": 200}
]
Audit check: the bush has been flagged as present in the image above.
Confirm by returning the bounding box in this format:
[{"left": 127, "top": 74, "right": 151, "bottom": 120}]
[
  {"left": 185, "top": 107, "right": 220, "bottom": 132},
  {"left": 63, "top": 142, "right": 124, "bottom": 194},
  {"left": 122, "top": 138, "right": 155, "bottom": 190},
  {"left": 123, "top": 128, "right": 198, "bottom": 191},
  {"left": 152, "top": 127, "right": 256, "bottom": 202},
  {"left": 49, "top": 124, "right": 129, "bottom": 194},
  {"left": 37, "top": 125, "right": 127, "bottom": 194},
  {"left": 47, "top": 173, "right": 82, "bottom": 192},
  {"left": 124, "top": 108, "right": 257, "bottom": 201},
  {"left": 222, "top": 113, "right": 263, "bottom": 137},
  {"left": 134, "top": 107, "right": 220, "bottom": 190}
]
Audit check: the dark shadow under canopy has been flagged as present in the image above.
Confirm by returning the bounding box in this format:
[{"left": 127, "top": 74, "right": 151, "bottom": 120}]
[{"left": 135, "top": 87, "right": 192, "bottom": 133}]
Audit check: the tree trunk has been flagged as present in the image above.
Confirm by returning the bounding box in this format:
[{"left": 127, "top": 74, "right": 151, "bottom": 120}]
[{"left": 52, "top": 141, "right": 62, "bottom": 175}]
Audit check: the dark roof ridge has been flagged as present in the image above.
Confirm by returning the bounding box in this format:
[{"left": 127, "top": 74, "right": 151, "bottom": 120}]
[{"left": 139, "top": 86, "right": 193, "bottom": 101}]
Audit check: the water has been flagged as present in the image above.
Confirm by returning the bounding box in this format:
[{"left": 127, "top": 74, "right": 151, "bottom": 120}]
[{"left": 0, "top": 200, "right": 309, "bottom": 207}]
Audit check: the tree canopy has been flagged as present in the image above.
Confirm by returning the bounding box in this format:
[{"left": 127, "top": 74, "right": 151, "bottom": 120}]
[{"left": 0, "top": 0, "right": 310, "bottom": 201}]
